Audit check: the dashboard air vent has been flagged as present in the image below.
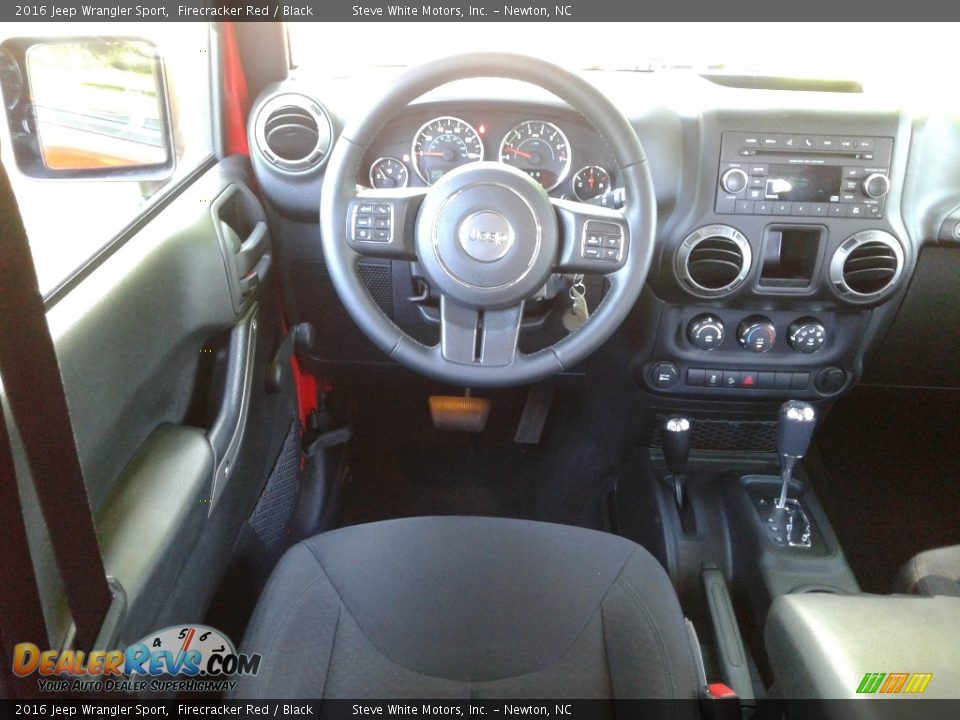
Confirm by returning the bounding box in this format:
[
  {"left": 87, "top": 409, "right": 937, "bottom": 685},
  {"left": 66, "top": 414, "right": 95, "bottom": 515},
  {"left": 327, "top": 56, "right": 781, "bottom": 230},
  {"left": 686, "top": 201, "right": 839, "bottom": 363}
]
[
  {"left": 676, "top": 225, "right": 752, "bottom": 297},
  {"left": 253, "top": 94, "right": 333, "bottom": 173},
  {"left": 829, "top": 230, "right": 904, "bottom": 303}
]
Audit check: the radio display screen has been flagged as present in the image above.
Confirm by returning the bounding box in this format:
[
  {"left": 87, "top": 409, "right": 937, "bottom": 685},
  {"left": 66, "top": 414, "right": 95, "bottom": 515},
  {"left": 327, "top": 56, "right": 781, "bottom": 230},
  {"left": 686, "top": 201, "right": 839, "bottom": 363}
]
[{"left": 765, "top": 164, "right": 843, "bottom": 202}]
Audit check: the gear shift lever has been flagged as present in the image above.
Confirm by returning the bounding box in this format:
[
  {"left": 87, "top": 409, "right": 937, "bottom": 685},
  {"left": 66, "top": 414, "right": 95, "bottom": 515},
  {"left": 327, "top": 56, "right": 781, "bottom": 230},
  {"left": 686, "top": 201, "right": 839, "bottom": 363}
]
[
  {"left": 776, "top": 400, "right": 816, "bottom": 509},
  {"left": 662, "top": 417, "right": 691, "bottom": 508}
]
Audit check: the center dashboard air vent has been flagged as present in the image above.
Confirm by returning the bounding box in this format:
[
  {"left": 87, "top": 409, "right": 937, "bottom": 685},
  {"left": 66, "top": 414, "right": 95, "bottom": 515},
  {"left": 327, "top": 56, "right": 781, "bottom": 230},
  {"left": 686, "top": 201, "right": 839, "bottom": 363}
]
[
  {"left": 253, "top": 93, "right": 333, "bottom": 173},
  {"left": 675, "top": 225, "right": 753, "bottom": 298},
  {"left": 829, "top": 230, "right": 904, "bottom": 303}
]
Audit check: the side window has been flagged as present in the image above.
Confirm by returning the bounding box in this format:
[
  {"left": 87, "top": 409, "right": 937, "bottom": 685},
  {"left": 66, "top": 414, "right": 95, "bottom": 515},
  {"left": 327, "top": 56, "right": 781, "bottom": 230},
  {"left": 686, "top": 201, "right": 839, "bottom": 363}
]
[{"left": 0, "top": 23, "right": 213, "bottom": 295}]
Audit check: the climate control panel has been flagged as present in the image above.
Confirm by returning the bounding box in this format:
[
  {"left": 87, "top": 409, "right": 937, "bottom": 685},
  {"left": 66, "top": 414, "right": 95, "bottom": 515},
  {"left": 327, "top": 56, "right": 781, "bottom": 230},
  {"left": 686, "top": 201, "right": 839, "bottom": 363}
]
[
  {"left": 683, "top": 314, "right": 827, "bottom": 355},
  {"left": 638, "top": 305, "right": 868, "bottom": 399}
]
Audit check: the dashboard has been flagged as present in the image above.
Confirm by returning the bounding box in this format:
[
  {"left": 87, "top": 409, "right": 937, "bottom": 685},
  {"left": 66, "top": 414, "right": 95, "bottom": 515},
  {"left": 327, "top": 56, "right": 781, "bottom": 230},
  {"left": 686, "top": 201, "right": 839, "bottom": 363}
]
[
  {"left": 246, "top": 69, "right": 960, "bottom": 406},
  {"left": 355, "top": 105, "right": 618, "bottom": 201}
]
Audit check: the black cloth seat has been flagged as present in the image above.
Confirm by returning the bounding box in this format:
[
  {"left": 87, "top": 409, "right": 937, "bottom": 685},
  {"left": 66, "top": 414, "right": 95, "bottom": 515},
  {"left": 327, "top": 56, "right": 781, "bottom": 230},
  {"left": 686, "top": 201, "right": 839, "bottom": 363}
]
[
  {"left": 234, "top": 516, "right": 702, "bottom": 701},
  {"left": 894, "top": 544, "right": 960, "bottom": 597}
]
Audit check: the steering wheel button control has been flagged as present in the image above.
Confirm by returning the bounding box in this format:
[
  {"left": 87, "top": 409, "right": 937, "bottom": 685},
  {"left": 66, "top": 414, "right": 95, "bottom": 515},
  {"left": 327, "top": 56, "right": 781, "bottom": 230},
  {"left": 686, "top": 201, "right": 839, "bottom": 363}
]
[
  {"left": 352, "top": 202, "right": 394, "bottom": 243},
  {"left": 580, "top": 220, "right": 624, "bottom": 263}
]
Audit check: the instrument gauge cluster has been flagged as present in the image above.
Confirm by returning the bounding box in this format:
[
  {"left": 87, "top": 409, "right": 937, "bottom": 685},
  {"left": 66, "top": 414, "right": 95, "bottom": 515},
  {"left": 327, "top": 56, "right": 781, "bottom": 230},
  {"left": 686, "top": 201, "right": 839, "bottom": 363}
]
[{"left": 362, "top": 111, "right": 616, "bottom": 201}]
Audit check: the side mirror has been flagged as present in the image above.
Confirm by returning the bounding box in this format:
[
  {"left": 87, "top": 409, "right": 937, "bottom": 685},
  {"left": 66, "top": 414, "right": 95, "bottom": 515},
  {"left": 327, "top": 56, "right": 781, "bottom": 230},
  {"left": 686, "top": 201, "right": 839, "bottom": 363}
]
[{"left": 0, "top": 37, "right": 175, "bottom": 181}]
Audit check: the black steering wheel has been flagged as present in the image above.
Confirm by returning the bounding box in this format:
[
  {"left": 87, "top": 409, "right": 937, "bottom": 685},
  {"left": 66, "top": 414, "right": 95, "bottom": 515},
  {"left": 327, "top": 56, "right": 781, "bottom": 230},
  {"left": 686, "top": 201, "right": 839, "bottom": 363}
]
[{"left": 320, "top": 53, "right": 656, "bottom": 387}]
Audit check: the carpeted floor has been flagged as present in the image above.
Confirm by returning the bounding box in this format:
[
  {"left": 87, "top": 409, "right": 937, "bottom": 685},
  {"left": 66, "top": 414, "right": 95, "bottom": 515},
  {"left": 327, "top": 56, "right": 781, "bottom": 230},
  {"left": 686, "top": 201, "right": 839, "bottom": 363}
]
[{"left": 338, "top": 378, "right": 623, "bottom": 532}]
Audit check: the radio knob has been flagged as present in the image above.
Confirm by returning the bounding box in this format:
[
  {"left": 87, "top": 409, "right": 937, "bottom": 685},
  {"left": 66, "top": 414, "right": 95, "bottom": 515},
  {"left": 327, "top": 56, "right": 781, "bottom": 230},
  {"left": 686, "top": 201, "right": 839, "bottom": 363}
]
[
  {"left": 862, "top": 173, "right": 890, "bottom": 199},
  {"left": 788, "top": 318, "right": 827, "bottom": 354},
  {"left": 687, "top": 314, "right": 725, "bottom": 350},
  {"left": 720, "top": 168, "right": 748, "bottom": 194},
  {"left": 737, "top": 316, "right": 776, "bottom": 353}
]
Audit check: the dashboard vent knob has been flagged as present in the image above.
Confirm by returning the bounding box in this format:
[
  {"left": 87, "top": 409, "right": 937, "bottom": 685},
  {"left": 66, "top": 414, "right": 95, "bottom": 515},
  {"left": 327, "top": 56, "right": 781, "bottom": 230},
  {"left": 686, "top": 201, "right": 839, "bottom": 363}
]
[
  {"left": 829, "top": 230, "right": 904, "bottom": 303},
  {"left": 252, "top": 93, "right": 333, "bottom": 173},
  {"left": 675, "top": 225, "right": 752, "bottom": 297}
]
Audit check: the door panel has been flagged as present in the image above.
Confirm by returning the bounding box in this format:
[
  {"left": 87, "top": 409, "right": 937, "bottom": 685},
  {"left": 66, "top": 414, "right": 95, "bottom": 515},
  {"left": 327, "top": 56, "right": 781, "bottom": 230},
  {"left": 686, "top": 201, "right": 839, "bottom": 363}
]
[{"left": 11, "top": 159, "right": 296, "bottom": 647}]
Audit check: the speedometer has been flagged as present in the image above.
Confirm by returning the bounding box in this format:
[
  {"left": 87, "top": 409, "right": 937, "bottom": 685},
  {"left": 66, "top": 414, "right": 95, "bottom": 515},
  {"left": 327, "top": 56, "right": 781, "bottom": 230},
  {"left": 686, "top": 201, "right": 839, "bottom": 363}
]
[
  {"left": 499, "top": 120, "right": 571, "bottom": 191},
  {"left": 412, "top": 116, "right": 484, "bottom": 185}
]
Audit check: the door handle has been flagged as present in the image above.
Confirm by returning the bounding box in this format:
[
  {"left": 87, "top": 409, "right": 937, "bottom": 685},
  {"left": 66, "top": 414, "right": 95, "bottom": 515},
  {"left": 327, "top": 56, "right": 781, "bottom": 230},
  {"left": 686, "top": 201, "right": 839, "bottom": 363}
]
[{"left": 234, "top": 221, "right": 269, "bottom": 278}]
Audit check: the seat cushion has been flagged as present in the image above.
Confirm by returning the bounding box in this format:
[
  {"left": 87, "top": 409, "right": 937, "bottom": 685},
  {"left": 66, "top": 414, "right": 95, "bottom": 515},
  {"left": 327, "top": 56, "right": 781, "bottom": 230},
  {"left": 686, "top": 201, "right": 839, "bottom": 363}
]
[
  {"left": 233, "top": 516, "right": 701, "bottom": 701},
  {"left": 894, "top": 544, "right": 960, "bottom": 597}
]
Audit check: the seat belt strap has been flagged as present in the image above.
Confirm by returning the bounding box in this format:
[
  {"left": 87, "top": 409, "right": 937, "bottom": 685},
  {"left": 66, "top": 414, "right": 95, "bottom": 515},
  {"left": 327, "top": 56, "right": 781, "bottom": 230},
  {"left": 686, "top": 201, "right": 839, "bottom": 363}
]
[
  {"left": 0, "top": 161, "right": 113, "bottom": 652},
  {"left": 0, "top": 407, "right": 50, "bottom": 697}
]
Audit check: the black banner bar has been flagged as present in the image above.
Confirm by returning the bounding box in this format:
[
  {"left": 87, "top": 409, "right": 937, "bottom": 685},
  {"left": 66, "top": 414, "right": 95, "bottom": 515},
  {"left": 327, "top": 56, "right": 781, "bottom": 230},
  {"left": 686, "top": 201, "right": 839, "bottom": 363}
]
[
  {"left": 4, "top": 699, "right": 960, "bottom": 719},
  {"left": 2, "top": 0, "right": 959, "bottom": 22}
]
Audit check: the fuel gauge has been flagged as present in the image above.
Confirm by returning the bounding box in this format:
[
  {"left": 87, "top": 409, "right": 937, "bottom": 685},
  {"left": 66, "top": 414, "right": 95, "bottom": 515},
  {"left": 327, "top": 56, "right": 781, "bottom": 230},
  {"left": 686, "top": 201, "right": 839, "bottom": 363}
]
[
  {"left": 369, "top": 157, "right": 409, "bottom": 189},
  {"left": 572, "top": 165, "right": 611, "bottom": 201}
]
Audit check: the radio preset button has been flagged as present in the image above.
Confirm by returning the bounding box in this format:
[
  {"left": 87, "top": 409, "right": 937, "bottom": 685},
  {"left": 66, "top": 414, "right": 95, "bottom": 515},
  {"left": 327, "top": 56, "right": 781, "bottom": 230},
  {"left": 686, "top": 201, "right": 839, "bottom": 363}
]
[
  {"left": 791, "top": 204, "right": 809, "bottom": 216},
  {"left": 735, "top": 200, "right": 755, "bottom": 214},
  {"left": 846, "top": 204, "right": 868, "bottom": 218},
  {"left": 715, "top": 195, "right": 737, "bottom": 214},
  {"left": 756, "top": 201, "right": 774, "bottom": 214},
  {"left": 774, "top": 202, "right": 792, "bottom": 215},
  {"left": 811, "top": 204, "right": 829, "bottom": 216},
  {"left": 829, "top": 204, "right": 845, "bottom": 216}
]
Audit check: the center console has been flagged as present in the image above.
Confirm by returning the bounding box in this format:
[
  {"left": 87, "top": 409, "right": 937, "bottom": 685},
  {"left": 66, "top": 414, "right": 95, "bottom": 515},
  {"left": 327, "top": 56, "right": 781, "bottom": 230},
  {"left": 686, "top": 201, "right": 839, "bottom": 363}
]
[{"left": 636, "top": 118, "right": 912, "bottom": 406}]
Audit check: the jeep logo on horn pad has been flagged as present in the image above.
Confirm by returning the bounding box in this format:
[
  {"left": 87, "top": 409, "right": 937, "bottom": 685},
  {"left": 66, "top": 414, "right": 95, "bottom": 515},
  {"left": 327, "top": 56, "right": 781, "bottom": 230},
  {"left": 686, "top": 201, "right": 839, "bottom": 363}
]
[{"left": 458, "top": 211, "right": 515, "bottom": 262}]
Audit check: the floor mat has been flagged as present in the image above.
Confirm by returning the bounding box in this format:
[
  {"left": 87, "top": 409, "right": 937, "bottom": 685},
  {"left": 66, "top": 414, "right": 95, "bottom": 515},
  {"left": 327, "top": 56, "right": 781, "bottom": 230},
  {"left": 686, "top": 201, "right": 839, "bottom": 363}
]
[
  {"left": 814, "top": 386, "right": 960, "bottom": 593},
  {"left": 338, "top": 378, "right": 622, "bottom": 531}
]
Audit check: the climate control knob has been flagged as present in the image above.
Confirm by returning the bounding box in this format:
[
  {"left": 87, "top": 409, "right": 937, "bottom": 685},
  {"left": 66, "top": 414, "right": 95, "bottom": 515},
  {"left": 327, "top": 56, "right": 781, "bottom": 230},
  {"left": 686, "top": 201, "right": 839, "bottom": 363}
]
[
  {"left": 687, "top": 314, "right": 725, "bottom": 350},
  {"left": 788, "top": 318, "right": 827, "bottom": 354},
  {"left": 862, "top": 173, "right": 890, "bottom": 199},
  {"left": 737, "top": 316, "right": 776, "bottom": 353},
  {"left": 720, "top": 168, "right": 748, "bottom": 194}
]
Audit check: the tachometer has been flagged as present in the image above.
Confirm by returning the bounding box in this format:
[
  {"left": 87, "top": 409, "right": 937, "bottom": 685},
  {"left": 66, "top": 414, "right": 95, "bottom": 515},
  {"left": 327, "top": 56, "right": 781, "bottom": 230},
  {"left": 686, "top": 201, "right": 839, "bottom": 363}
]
[
  {"left": 572, "top": 165, "right": 611, "bottom": 201},
  {"left": 369, "top": 156, "right": 409, "bottom": 189},
  {"left": 412, "top": 116, "right": 484, "bottom": 185},
  {"left": 499, "top": 120, "right": 571, "bottom": 191}
]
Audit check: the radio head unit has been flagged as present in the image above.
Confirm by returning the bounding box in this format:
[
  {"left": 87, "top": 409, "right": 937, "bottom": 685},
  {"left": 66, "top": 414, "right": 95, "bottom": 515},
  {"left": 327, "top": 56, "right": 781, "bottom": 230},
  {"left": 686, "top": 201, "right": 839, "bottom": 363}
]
[{"left": 716, "top": 132, "right": 894, "bottom": 219}]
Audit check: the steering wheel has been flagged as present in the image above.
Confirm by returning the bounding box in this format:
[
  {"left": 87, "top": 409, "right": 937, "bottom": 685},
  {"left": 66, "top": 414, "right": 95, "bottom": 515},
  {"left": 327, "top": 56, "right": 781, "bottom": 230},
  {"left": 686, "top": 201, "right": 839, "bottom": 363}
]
[{"left": 320, "top": 53, "right": 656, "bottom": 387}]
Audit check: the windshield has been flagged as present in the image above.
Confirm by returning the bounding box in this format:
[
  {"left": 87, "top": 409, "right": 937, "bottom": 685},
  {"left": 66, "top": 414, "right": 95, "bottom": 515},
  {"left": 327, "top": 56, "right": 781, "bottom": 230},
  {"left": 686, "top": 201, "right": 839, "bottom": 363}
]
[{"left": 289, "top": 22, "right": 958, "bottom": 105}]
